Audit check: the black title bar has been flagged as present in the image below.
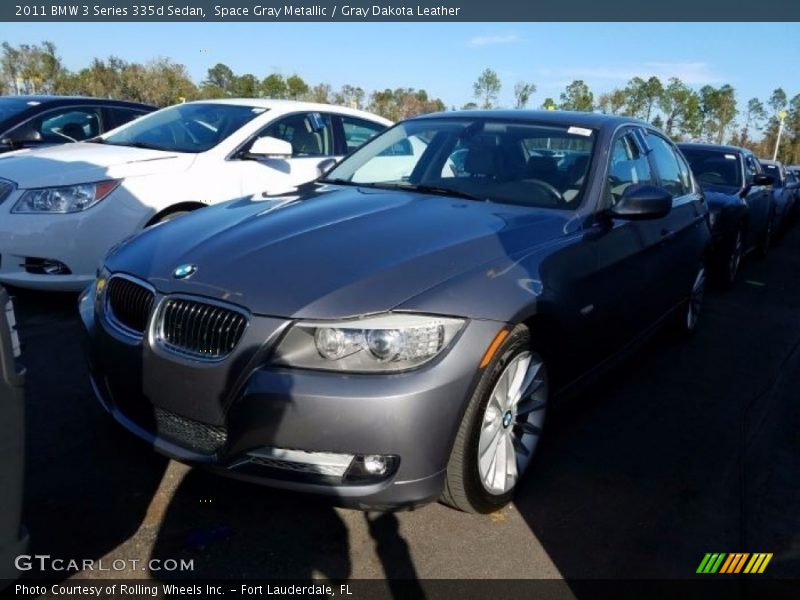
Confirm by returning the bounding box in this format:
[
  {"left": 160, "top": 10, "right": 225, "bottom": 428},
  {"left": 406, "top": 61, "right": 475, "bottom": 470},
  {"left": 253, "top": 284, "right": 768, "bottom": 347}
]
[{"left": 4, "top": 0, "right": 800, "bottom": 21}]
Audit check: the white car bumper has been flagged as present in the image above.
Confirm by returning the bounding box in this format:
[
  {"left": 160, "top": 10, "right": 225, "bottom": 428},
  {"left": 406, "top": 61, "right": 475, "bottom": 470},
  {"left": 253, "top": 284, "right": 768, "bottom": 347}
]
[{"left": 0, "top": 188, "right": 151, "bottom": 292}]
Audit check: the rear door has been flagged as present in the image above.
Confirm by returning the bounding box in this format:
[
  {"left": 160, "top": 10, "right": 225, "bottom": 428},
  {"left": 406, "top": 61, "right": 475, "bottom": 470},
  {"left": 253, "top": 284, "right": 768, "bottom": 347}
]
[{"left": 644, "top": 130, "right": 707, "bottom": 316}]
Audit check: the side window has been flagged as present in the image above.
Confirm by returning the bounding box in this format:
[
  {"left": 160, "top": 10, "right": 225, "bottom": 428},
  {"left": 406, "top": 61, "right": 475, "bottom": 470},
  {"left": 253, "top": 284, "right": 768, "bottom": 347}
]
[
  {"left": 606, "top": 133, "right": 653, "bottom": 206},
  {"left": 646, "top": 133, "right": 687, "bottom": 198},
  {"left": 108, "top": 107, "right": 148, "bottom": 130},
  {"left": 340, "top": 116, "right": 386, "bottom": 153},
  {"left": 256, "top": 112, "right": 334, "bottom": 157},
  {"left": 13, "top": 107, "right": 103, "bottom": 143},
  {"left": 675, "top": 151, "right": 694, "bottom": 193},
  {"left": 744, "top": 155, "right": 758, "bottom": 181}
]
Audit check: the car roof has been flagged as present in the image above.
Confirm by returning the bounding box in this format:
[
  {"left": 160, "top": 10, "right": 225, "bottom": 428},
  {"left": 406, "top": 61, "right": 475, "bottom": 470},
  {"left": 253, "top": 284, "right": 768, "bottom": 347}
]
[
  {"left": 676, "top": 142, "right": 749, "bottom": 155},
  {"left": 186, "top": 98, "right": 393, "bottom": 124},
  {"left": 0, "top": 95, "right": 155, "bottom": 109},
  {"left": 412, "top": 109, "right": 647, "bottom": 131}
]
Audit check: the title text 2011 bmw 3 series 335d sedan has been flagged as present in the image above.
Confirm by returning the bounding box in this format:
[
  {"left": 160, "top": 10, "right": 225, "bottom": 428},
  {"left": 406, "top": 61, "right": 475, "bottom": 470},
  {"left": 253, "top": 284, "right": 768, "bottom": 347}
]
[{"left": 80, "top": 111, "right": 710, "bottom": 513}]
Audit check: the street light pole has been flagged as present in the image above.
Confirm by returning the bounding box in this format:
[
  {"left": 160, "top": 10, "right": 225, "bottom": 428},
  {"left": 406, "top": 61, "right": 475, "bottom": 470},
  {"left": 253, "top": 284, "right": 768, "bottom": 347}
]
[{"left": 772, "top": 110, "right": 788, "bottom": 161}]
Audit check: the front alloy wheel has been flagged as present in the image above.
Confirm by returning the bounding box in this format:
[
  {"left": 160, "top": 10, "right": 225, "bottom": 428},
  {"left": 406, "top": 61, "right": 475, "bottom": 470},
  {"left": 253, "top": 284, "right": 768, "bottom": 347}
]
[
  {"left": 686, "top": 265, "right": 706, "bottom": 333},
  {"left": 725, "top": 228, "right": 744, "bottom": 286},
  {"left": 442, "top": 324, "right": 548, "bottom": 513}
]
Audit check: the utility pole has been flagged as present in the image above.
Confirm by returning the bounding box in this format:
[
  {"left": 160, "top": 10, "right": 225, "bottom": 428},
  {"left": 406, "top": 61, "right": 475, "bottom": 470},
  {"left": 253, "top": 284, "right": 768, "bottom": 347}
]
[{"left": 772, "top": 110, "right": 788, "bottom": 161}]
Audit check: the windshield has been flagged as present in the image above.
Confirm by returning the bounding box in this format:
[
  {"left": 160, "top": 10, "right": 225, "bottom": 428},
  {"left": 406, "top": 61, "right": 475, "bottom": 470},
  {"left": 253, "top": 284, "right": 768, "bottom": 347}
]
[
  {"left": 103, "top": 103, "right": 264, "bottom": 153},
  {"left": 323, "top": 118, "right": 596, "bottom": 209},
  {"left": 680, "top": 148, "right": 742, "bottom": 188},
  {"left": 0, "top": 97, "right": 40, "bottom": 125}
]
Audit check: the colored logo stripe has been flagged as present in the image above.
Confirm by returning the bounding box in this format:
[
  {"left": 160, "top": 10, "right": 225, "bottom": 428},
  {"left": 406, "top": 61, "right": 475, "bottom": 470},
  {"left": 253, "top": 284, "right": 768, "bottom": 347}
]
[
  {"left": 697, "top": 553, "right": 727, "bottom": 573},
  {"left": 721, "top": 553, "right": 749, "bottom": 573},
  {"left": 744, "top": 553, "right": 773, "bottom": 574},
  {"left": 698, "top": 553, "right": 773, "bottom": 574}
]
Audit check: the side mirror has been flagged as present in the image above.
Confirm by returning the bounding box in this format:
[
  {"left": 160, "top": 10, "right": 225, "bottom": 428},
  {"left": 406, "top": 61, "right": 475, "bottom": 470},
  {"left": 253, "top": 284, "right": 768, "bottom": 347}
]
[
  {"left": 316, "top": 157, "right": 339, "bottom": 178},
  {"left": 0, "top": 127, "right": 42, "bottom": 148},
  {"left": 609, "top": 184, "right": 672, "bottom": 220},
  {"left": 752, "top": 173, "right": 773, "bottom": 186},
  {"left": 247, "top": 136, "right": 293, "bottom": 159}
]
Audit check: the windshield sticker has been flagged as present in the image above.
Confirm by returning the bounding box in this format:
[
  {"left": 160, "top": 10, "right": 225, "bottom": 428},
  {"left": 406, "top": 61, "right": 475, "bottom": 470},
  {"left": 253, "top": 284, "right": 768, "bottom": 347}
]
[
  {"left": 26, "top": 101, "right": 41, "bottom": 106},
  {"left": 568, "top": 126, "right": 592, "bottom": 137},
  {"left": 251, "top": 108, "right": 266, "bottom": 113},
  {"left": 724, "top": 154, "right": 737, "bottom": 160}
]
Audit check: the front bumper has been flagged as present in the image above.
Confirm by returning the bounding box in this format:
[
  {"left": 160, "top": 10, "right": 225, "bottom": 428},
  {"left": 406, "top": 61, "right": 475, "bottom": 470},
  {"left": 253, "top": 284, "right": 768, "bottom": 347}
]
[
  {"left": 0, "top": 188, "right": 148, "bottom": 291},
  {"left": 79, "top": 284, "right": 503, "bottom": 510}
]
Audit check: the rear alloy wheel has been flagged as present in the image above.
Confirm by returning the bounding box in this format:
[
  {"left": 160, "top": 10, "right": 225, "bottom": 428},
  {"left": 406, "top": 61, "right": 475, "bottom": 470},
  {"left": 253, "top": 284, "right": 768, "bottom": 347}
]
[{"left": 442, "top": 325, "right": 549, "bottom": 513}]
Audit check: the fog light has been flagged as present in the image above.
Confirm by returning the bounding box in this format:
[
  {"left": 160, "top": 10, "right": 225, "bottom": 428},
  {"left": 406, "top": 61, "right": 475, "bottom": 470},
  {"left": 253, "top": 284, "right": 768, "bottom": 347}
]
[
  {"left": 344, "top": 454, "right": 398, "bottom": 482},
  {"left": 22, "top": 257, "right": 72, "bottom": 275},
  {"left": 363, "top": 454, "right": 388, "bottom": 475}
]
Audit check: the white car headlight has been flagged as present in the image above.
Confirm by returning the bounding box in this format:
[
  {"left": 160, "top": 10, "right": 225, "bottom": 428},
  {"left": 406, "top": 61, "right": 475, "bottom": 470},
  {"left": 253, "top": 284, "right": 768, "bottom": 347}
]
[
  {"left": 12, "top": 180, "right": 121, "bottom": 214},
  {"left": 273, "top": 313, "right": 465, "bottom": 372}
]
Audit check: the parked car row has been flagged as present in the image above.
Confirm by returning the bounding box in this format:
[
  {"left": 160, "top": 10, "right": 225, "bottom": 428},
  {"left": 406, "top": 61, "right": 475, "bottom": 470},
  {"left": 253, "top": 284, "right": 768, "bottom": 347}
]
[
  {"left": 676, "top": 144, "right": 799, "bottom": 286},
  {"left": 3, "top": 95, "right": 796, "bottom": 513}
]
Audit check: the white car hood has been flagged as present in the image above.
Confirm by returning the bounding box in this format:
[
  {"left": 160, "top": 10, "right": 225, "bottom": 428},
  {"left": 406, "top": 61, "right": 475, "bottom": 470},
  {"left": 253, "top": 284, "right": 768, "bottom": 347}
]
[{"left": 0, "top": 142, "right": 195, "bottom": 189}]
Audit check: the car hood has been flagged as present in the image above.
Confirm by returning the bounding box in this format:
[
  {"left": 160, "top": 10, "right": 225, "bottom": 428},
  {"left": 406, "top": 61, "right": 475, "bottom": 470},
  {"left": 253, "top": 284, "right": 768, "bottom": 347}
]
[
  {"left": 107, "top": 185, "right": 573, "bottom": 319},
  {"left": 0, "top": 142, "right": 192, "bottom": 188}
]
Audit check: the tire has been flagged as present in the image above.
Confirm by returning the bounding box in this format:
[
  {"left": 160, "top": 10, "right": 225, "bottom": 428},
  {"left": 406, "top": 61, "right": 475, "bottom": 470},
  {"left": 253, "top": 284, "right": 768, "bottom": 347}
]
[
  {"left": 671, "top": 262, "right": 706, "bottom": 340},
  {"left": 719, "top": 225, "right": 744, "bottom": 288},
  {"left": 441, "top": 324, "right": 549, "bottom": 513},
  {"left": 152, "top": 210, "right": 191, "bottom": 225},
  {"left": 756, "top": 210, "right": 775, "bottom": 259}
]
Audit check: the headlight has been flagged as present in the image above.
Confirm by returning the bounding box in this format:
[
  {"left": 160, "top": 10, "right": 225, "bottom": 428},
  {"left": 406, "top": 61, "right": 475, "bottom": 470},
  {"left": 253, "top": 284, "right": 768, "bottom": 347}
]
[
  {"left": 12, "top": 180, "right": 121, "bottom": 213},
  {"left": 273, "top": 313, "right": 465, "bottom": 372}
]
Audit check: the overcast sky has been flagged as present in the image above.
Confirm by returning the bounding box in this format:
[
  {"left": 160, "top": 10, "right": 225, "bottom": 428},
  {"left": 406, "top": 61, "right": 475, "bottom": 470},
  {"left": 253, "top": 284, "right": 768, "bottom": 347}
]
[{"left": 4, "top": 22, "right": 798, "bottom": 109}]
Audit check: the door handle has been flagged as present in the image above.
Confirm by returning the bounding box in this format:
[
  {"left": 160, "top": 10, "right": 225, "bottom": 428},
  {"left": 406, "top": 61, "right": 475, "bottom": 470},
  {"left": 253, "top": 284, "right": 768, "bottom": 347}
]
[{"left": 661, "top": 228, "right": 676, "bottom": 240}]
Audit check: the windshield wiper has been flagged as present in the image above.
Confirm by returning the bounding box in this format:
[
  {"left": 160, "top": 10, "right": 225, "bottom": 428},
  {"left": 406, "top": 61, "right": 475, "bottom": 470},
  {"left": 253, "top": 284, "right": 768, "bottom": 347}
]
[
  {"left": 380, "top": 183, "right": 487, "bottom": 202},
  {"left": 317, "top": 177, "right": 363, "bottom": 186},
  {"left": 104, "top": 140, "right": 172, "bottom": 152}
]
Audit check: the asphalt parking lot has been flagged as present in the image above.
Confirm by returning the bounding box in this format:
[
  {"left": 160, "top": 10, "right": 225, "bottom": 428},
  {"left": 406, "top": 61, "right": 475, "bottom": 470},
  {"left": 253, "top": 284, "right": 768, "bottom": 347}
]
[{"left": 11, "top": 222, "right": 800, "bottom": 584}]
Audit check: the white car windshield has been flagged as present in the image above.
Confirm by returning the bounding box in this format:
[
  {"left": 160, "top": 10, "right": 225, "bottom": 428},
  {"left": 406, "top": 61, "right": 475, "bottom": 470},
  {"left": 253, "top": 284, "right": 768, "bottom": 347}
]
[
  {"left": 102, "top": 103, "right": 265, "bottom": 153},
  {"left": 323, "top": 117, "right": 596, "bottom": 209}
]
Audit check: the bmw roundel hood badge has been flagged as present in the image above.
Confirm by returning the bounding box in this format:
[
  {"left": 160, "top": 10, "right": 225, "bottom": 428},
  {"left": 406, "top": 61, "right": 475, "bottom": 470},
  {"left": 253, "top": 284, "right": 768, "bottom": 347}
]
[{"left": 173, "top": 264, "right": 197, "bottom": 279}]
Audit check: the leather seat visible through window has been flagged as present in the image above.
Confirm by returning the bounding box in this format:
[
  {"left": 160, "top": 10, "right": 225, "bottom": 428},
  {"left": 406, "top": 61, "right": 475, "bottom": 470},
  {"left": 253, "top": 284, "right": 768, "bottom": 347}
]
[
  {"left": 60, "top": 123, "right": 87, "bottom": 141},
  {"left": 291, "top": 129, "right": 323, "bottom": 156},
  {"left": 526, "top": 155, "right": 562, "bottom": 189}
]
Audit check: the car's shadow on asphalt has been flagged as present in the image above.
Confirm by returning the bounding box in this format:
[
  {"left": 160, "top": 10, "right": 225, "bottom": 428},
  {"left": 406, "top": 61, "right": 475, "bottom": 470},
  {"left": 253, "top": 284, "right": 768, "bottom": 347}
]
[
  {"left": 11, "top": 286, "right": 170, "bottom": 579},
  {"left": 149, "top": 470, "right": 352, "bottom": 580},
  {"left": 512, "top": 222, "right": 800, "bottom": 582}
]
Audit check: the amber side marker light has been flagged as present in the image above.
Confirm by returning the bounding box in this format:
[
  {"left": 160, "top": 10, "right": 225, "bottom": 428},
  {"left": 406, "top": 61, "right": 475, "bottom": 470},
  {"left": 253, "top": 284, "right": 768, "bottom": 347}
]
[{"left": 480, "top": 329, "right": 509, "bottom": 368}]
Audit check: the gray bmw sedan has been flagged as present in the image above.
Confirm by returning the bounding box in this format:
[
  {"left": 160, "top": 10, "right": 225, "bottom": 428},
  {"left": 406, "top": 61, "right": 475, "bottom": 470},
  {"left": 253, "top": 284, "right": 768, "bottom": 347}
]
[{"left": 80, "top": 111, "right": 710, "bottom": 512}]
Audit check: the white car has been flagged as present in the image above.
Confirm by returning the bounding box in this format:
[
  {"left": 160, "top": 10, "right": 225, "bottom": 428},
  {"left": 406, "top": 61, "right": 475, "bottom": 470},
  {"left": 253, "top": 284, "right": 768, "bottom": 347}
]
[{"left": 0, "top": 99, "right": 391, "bottom": 291}]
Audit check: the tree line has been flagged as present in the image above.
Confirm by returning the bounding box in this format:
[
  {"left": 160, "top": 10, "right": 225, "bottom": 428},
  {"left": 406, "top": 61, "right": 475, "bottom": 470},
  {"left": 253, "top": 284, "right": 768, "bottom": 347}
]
[
  {"left": 1, "top": 42, "right": 798, "bottom": 163},
  {"left": 469, "top": 67, "right": 800, "bottom": 164},
  {"left": 0, "top": 40, "right": 446, "bottom": 123}
]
